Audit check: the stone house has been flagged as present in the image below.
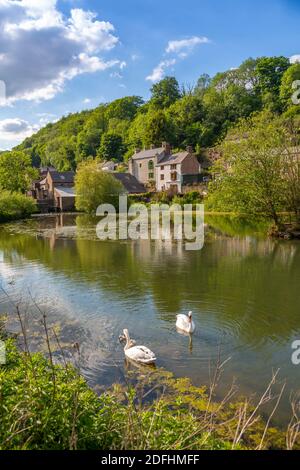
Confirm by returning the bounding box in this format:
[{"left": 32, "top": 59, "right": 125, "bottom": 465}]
[
  {"left": 128, "top": 142, "right": 201, "bottom": 193},
  {"left": 128, "top": 142, "right": 172, "bottom": 186},
  {"left": 29, "top": 169, "right": 76, "bottom": 212}
]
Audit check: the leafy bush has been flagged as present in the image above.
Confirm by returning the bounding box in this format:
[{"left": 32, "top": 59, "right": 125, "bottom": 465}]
[
  {"left": 0, "top": 191, "right": 37, "bottom": 223},
  {"left": 173, "top": 191, "right": 203, "bottom": 207},
  {"left": 75, "top": 160, "right": 124, "bottom": 214}
]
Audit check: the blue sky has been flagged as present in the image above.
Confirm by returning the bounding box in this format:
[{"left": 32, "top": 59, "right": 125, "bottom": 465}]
[{"left": 0, "top": 0, "right": 299, "bottom": 149}]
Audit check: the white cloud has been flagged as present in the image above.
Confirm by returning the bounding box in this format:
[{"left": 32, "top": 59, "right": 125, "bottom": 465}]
[
  {"left": 146, "top": 59, "right": 176, "bottom": 82},
  {"left": 146, "top": 35, "right": 210, "bottom": 82},
  {"left": 290, "top": 55, "right": 300, "bottom": 64},
  {"left": 0, "top": 118, "right": 39, "bottom": 141},
  {"left": 83, "top": 98, "right": 91, "bottom": 104},
  {"left": 0, "top": 1, "right": 122, "bottom": 105},
  {"left": 166, "top": 36, "right": 210, "bottom": 55},
  {"left": 66, "top": 9, "right": 118, "bottom": 54}
]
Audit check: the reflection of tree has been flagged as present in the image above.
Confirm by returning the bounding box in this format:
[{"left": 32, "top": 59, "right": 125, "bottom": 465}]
[{"left": 0, "top": 215, "right": 299, "bottom": 347}]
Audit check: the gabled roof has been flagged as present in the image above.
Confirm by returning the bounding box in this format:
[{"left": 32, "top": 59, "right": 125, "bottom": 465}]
[
  {"left": 54, "top": 186, "right": 76, "bottom": 198},
  {"left": 48, "top": 170, "right": 75, "bottom": 183},
  {"left": 101, "top": 160, "right": 116, "bottom": 168},
  {"left": 131, "top": 147, "right": 165, "bottom": 161},
  {"left": 156, "top": 151, "right": 190, "bottom": 166},
  {"left": 112, "top": 173, "right": 146, "bottom": 194}
]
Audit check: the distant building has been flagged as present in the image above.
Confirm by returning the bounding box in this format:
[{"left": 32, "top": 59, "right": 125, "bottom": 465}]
[
  {"left": 101, "top": 161, "right": 118, "bottom": 172},
  {"left": 54, "top": 186, "right": 76, "bottom": 212},
  {"left": 128, "top": 142, "right": 201, "bottom": 193},
  {"left": 29, "top": 168, "right": 76, "bottom": 212},
  {"left": 128, "top": 142, "right": 171, "bottom": 186}
]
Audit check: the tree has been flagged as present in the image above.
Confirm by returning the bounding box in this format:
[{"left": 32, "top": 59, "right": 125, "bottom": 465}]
[
  {"left": 207, "top": 112, "right": 289, "bottom": 226},
  {"left": 97, "top": 133, "right": 124, "bottom": 161},
  {"left": 167, "top": 95, "right": 205, "bottom": 147},
  {"left": 0, "top": 151, "right": 38, "bottom": 193},
  {"left": 105, "top": 96, "right": 144, "bottom": 121},
  {"left": 150, "top": 77, "right": 181, "bottom": 108},
  {"left": 255, "top": 56, "right": 290, "bottom": 112},
  {"left": 76, "top": 107, "right": 107, "bottom": 162},
  {"left": 194, "top": 73, "right": 211, "bottom": 96},
  {"left": 75, "top": 160, "right": 124, "bottom": 214},
  {"left": 128, "top": 109, "right": 175, "bottom": 151}
]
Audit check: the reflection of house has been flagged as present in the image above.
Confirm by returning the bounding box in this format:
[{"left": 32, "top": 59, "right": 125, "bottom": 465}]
[
  {"left": 112, "top": 173, "right": 146, "bottom": 194},
  {"left": 128, "top": 142, "right": 201, "bottom": 193},
  {"left": 29, "top": 168, "right": 76, "bottom": 212}
]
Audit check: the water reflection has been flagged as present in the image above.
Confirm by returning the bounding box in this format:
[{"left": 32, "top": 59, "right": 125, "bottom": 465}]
[{"left": 0, "top": 214, "right": 299, "bottom": 423}]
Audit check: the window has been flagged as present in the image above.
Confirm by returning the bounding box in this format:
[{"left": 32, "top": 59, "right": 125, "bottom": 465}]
[
  {"left": 171, "top": 172, "right": 177, "bottom": 181},
  {"left": 161, "top": 165, "right": 164, "bottom": 170},
  {"left": 160, "top": 174, "right": 164, "bottom": 180},
  {"left": 171, "top": 164, "right": 177, "bottom": 170},
  {"left": 148, "top": 173, "right": 154, "bottom": 180},
  {"left": 148, "top": 160, "right": 154, "bottom": 170},
  {"left": 139, "top": 163, "right": 142, "bottom": 168}
]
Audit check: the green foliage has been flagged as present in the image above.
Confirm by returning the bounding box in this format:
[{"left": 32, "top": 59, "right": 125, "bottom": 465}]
[
  {"left": 150, "top": 76, "right": 181, "bottom": 108},
  {"left": 0, "top": 151, "right": 38, "bottom": 193},
  {"left": 98, "top": 132, "right": 125, "bottom": 161},
  {"left": 128, "top": 108, "right": 175, "bottom": 151},
  {"left": 75, "top": 160, "right": 124, "bottom": 214},
  {"left": 0, "top": 191, "right": 37, "bottom": 222},
  {"left": 18, "top": 112, "right": 89, "bottom": 171},
  {"left": 206, "top": 112, "right": 300, "bottom": 224},
  {"left": 0, "top": 330, "right": 290, "bottom": 450},
  {"left": 76, "top": 107, "right": 107, "bottom": 163},
  {"left": 8, "top": 55, "right": 297, "bottom": 173},
  {"left": 255, "top": 56, "right": 290, "bottom": 112},
  {"left": 173, "top": 191, "right": 203, "bottom": 206},
  {"left": 105, "top": 96, "right": 144, "bottom": 121}
]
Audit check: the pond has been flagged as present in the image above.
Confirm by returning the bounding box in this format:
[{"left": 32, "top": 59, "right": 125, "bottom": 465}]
[{"left": 0, "top": 213, "right": 299, "bottom": 425}]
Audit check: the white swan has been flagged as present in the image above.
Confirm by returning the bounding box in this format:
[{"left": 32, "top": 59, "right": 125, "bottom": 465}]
[
  {"left": 176, "top": 311, "right": 195, "bottom": 334},
  {"left": 121, "top": 329, "right": 157, "bottom": 364}
]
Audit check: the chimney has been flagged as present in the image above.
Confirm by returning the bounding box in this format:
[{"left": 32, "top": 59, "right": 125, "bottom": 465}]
[
  {"left": 150, "top": 144, "right": 156, "bottom": 149},
  {"left": 162, "top": 142, "right": 171, "bottom": 155},
  {"left": 135, "top": 148, "right": 141, "bottom": 154},
  {"left": 186, "top": 145, "right": 194, "bottom": 154}
]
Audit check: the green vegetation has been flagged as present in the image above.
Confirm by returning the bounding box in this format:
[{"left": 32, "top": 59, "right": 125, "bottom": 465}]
[
  {"left": 0, "top": 192, "right": 37, "bottom": 223},
  {"left": 11, "top": 55, "right": 300, "bottom": 173},
  {"left": 0, "top": 151, "right": 38, "bottom": 193},
  {"left": 1, "top": 54, "right": 299, "bottom": 226},
  {"left": 206, "top": 112, "right": 300, "bottom": 226},
  {"left": 0, "top": 151, "right": 38, "bottom": 223},
  {"left": 75, "top": 160, "right": 124, "bottom": 214},
  {"left": 1, "top": 320, "right": 297, "bottom": 451}
]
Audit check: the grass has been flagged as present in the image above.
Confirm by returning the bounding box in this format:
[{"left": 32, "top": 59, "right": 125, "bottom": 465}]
[{"left": 1, "top": 309, "right": 299, "bottom": 451}]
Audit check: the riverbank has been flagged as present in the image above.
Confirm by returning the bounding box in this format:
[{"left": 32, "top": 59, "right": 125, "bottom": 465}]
[{"left": 0, "top": 318, "right": 299, "bottom": 451}]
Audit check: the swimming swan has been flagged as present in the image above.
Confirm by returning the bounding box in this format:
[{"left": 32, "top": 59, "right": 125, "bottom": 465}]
[
  {"left": 121, "top": 329, "right": 157, "bottom": 364},
  {"left": 176, "top": 311, "right": 195, "bottom": 334}
]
